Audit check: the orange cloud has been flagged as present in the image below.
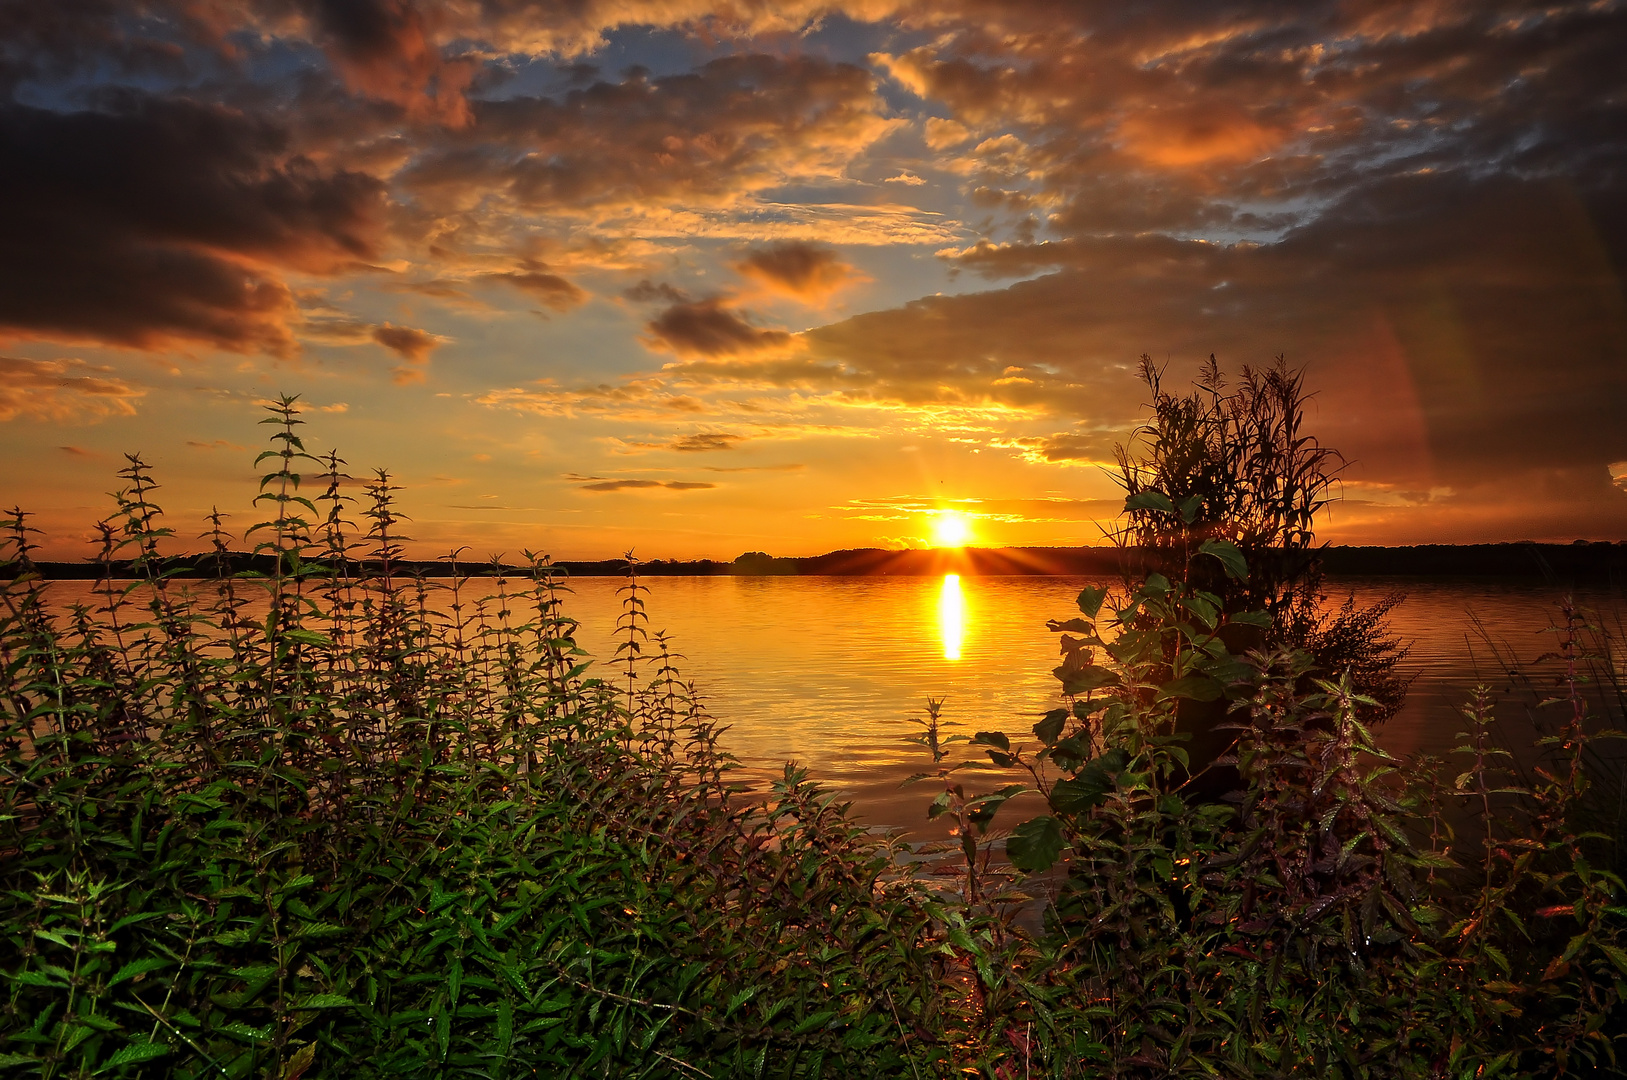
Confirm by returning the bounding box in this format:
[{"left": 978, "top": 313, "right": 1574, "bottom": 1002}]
[
  {"left": 483, "top": 267, "right": 587, "bottom": 311},
  {"left": 669, "top": 432, "right": 746, "bottom": 452},
  {"left": 733, "top": 241, "right": 863, "bottom": 304},
  {"left": 1116, "top": 106, "right": 1288, "bottom": 168},
  {"left": 0, "top": 357, "right": 144, "bottom": 422}
]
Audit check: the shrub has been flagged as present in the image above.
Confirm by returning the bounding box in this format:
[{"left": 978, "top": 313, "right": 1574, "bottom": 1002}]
[
  {"left": 955, "top": 568, "right": 1626, "bottom": 1076},
  {"left": 932, "top": 354, "right": 1627, "bottom": 1075},
  {"left": 1112, "top": 354, "right": 1409, "bottom": 721}
]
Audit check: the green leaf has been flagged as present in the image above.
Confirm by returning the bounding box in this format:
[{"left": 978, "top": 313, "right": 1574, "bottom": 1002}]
[
  {"left": 1230, "top": 610, "right": 1272, "bottom": 628},
  {"left": 1055, "top": 664, "right": 1120, "bottom": 697},
  {"left": 1046, "top": 618, "right": 1093, "bottom": 634},
  {"left": 1076, "top": 586, "right": 1108, "bottom": 618},
  {"left": 968, "top": 785, "right": 1029, "bottom": 831},
  {"left": 971, "top": 730, "right": 1010, "bottom": 751},
  {"left": 280, "top": 628, "right": 334, "bottom": 648},
  {"left": 1125, "top": 491, "right": 1176, "bottom": 514},
  {"left": 96, "top": 1042, "right": 170, "bottom": 1073},
  {"left": 1050, "top": 749, "right": 1129, "bottom": 813},
  {"left": 793, "top": 1010, "right": 837, "bottom": 1035},
  {"left": 1005, "top": 816, "right": 1065, "bottom": 873},
  {"left": 1033, "top": 709, "right": 1067, "bottom": 746},
  {"left": 109, "top": 958, "right": 170, "bottom": 986},
  {"left": 290, "top": 994, "right": 356, "bottom": 1010},
  {"left": 1197, "top": 539, "right": 1248, "bottom": 581},
  {"left": 1177, "top": 495, "right": 1204, "bottom": 523}
]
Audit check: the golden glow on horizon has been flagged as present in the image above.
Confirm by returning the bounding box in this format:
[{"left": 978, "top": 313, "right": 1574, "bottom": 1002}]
[
  {"left": 931, "top": 511, "right": 973, "bottom": 549},
  {"left": 939, "top": 573, "right": 965, "bottom": 661}
]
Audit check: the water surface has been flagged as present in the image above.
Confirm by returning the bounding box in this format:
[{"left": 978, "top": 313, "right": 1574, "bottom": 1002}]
[
  {"left": 35, "top": 574, "right": 1621, "bottom": 833},
  {"left": 556, "top": 574, "right": 1621, "bottom": 828}
]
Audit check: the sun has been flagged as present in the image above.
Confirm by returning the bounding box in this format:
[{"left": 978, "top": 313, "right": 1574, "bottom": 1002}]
[{"left": 931, "top": 510, "right": 973, "bottom": 549}]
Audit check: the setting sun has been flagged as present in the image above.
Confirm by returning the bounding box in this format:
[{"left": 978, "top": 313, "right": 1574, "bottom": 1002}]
[{"left": 931, "top": 511, "right": 973, "bottom": 549}]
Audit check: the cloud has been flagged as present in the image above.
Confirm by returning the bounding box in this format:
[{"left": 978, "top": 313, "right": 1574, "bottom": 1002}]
[
  {"left": 404, "top": 53, "right": 902, "bottom": 225},
  {"left": 991, "top": 431, "right": 1121, "bottom": 466},
  {"left": 483, "top": 266, "right": 587, "bottom": 311},
  {"left": 0, "top": 356, "right": 144, "bottom": 422},
  {"left": 578, "top": 478, "right": 718, "bottom": 492},
  {"left": 923, "top": 117, "right": 971, "bottom": 150},
  {"left": 300, "top": 0, "right": 475, "bottom": 126},
  {"left": 476, "top": 378, "right": 709, "bottom": 418},
  {"left": 0, "top": 94, "right": 387, "bottom": 356},
  {"left": 883, "top": 171, "right": 926, "bottom": 185},
  {"left": 869, "top": 0, "right": 1627, "bottom": 245},
  {"left": 801, "top": 171, "right": 1627, "bottom": 539},
  {"left": 624, "top": 280, "right": 690, "bottom": 305},
  {"left": 733, "top": 241, "right": 862, "bottom": 304},
  {"left": 645, "top": 299, "right": 793, "bottom": 357},
  {"left": 669, "top": 433, "right": 745, "bottom": 452},
  {"left": 371, "top": 323, "right": 444, "bottom": 364}
]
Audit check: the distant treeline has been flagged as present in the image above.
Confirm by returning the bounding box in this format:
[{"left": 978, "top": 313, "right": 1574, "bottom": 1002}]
[{"left": 14, "top": 540, "right": 1625, "bottom": 582}]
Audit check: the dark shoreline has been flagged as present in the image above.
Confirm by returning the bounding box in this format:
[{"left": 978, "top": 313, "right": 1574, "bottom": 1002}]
[{"left": 13, "top": 541, "right": 1625, "bottom": 583}]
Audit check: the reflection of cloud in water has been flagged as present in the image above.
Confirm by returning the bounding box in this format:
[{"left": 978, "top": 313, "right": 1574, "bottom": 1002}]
[{"left": 939, "top": 574, "right": 965, "bottom": 661}]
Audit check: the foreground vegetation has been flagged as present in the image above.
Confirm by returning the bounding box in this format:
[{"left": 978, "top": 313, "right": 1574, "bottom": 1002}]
[{"left": 3, "top": 381, "right": 1624, "bottom": 1077}]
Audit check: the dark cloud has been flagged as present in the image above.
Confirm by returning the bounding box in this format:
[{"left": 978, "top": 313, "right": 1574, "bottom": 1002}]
[
  {"left": 734, "top": 241, "right": 856, "bottom": 302},
  {"left": 301, "top": 0, "right": 475, "bottom": 125},
  {"left": 624, "top": 279, "right": 689, "bottom": 304},
  {"left": 0, "top": 0, "right": 210, "bottom": 94},
  {"left": 645, "top": 299, "right": 792, "bottom": 357},
  {"left": 0, "top": 94, "right": 387, "bottom": 355},
  {"left": 483, "top": 266, "right": 587, "bottom": 310}
]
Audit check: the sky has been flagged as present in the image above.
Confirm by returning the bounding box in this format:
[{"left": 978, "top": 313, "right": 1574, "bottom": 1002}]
[{"left": 2, "top": 0, "right": 1625, "bottom": 561}]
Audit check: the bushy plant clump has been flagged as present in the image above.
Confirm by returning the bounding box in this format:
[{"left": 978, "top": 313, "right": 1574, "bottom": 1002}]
[
  {"left": 1113, "top": 355, "right": 1410, "bottom": 721},
  {"left": 0, "top": 400, "right": 957, "bottom": 1078},
  {"left": 927, "top": 357, "right": 1627, "bottom": 1075},
  {"left": 943, "top": 567, "right": 1627, "bottom": 1076}
]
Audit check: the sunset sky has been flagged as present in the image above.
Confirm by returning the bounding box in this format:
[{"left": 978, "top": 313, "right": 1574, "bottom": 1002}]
[{"left": 3, "top": 0, "right": 1625, "bottom": 560}]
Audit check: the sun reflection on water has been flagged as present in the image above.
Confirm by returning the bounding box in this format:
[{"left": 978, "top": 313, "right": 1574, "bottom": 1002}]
[{"left": 939, "top": 574, "right": 965, "bottom": 661}]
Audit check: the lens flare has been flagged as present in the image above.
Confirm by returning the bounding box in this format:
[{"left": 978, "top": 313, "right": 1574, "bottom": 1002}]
[{"left": 939, "top": 573, "right": 965, "bottom": 661}]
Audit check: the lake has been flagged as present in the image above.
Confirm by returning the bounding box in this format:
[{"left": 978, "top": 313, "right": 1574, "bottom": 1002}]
[
  {"left": 553, "top": 574, "right": 1622, "bottom": 830},
  {"left": 32, "top": 573, "right": 1623, "bottom": 835}
]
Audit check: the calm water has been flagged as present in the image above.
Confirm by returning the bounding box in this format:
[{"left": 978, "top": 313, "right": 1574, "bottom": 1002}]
[
  {"left": 556, "top": 574, "right": 1622, "bottom": 828},
  {"left": 33, "top": 574, "right": 1623, "bottom": 833}
]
